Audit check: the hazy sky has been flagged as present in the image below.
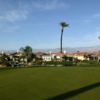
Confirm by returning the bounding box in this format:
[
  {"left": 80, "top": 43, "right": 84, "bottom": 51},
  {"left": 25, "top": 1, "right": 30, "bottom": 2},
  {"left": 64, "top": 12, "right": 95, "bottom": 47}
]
[{"left": 0, "top": 0, "right": 100, "bottom": 50}]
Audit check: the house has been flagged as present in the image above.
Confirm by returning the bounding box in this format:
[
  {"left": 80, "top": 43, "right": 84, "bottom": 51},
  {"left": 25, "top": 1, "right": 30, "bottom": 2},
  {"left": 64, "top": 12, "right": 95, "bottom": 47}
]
[
  {"left": 34, "top": 50, "right": 100, "bottom": 61},
  {"left": 34, "top": 51, "right": 75, "bottom": 61},
  {"left": 7, "top": 50, "right": 27, "bottom": 62},
  {"left": 53, "top": 51, "right": 74, "bottom": 61},
  {"left": 73, "top": 52, "right": 88, "bottom": 60},
  {"left": 34, "top": 52, "right": 54, "bottom": 61},
  {"left": 1, "top": 50, "right": 100, "bottom": 62},
  {"left": 42, "top": 55, "right": 52, "bottom": 61},
  {"left": 72, "top": 52, "right": 100, "bottom": 61},
  {"left": 34, "top": 52, "right": 47, "bottom": 58}
]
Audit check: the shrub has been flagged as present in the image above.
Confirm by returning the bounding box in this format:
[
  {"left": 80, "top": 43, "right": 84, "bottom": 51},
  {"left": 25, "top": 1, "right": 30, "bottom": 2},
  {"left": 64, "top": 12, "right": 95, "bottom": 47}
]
[
  {"left": 43, "top": 61, "right": 74, "bottom": 66},
  {"left": 2, "top": 61, "right": 11, "bottom": 67},
  {"left": 34, "top": 61, "right": 42, "bottom": 66},
  {"left": 74, "top": 58, "right": 79, "bottom": 63}
]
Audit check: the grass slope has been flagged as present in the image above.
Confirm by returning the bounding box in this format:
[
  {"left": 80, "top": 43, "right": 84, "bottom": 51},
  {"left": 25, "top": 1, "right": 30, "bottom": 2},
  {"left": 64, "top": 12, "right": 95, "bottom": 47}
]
[{"left": 0, "top": 66, "right": 100, "bottom": 100}]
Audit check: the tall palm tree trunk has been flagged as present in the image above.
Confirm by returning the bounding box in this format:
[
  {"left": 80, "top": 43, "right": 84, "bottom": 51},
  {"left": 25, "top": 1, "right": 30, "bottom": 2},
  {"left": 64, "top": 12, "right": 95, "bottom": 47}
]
[
  {"left": 59, "top": 22, "right": 69, "bottom": 61},
  {"left": 60, "top": 28, "right": 63, "bottom": 61}
]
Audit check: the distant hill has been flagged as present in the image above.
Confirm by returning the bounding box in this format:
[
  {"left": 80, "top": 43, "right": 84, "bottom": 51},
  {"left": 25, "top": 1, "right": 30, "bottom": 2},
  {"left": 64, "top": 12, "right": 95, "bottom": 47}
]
[
  {"left": 0, "top": 46, "right": 100, "bottom": 54},
  {"left": 32, "top": 46, "right": 100, "bottom": 53}
]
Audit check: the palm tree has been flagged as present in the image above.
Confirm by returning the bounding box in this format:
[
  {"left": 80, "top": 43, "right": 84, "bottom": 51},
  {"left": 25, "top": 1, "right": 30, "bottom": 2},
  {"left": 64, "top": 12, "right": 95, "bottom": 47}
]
[
  {"left": 59, "top": 22, "right": 69, "bottom": 61},
  {"left": 20, "top": 46, "right": 32, "bottom": 64},
  {"left": 62, "top": 55, "right": 68, "bottom": 61}
]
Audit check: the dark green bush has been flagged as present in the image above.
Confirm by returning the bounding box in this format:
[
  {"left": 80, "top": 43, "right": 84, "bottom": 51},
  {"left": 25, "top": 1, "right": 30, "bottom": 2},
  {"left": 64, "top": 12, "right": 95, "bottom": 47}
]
[
  {"left": 2, "top": 61, "right": 11, "bottom": 67},
  {"left": 43, "top": 61, "right": 74, "bottom": 66}
]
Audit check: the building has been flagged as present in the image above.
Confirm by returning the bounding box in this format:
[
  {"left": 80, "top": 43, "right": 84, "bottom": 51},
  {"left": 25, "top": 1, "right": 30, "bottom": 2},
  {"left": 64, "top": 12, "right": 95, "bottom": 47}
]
[
  {"left": 1, "top": 50, "right": 100, "bottom": 62},
  {"left": 34, "top": 51, "right": 100, "bottom": 61}
]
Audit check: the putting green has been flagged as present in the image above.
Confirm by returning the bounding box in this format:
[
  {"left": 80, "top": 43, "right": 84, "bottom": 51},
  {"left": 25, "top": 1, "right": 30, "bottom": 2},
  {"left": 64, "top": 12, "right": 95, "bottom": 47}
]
[{"left": 0, "top": 66, "right": 100, "bottom": 100}]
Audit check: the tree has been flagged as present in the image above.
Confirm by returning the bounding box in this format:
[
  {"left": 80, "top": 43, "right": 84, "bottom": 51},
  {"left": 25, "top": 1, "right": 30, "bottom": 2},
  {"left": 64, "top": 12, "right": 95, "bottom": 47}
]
[
  {"left": 28, "top": 53, "right": 36, "bottom": 62},
  {"left": 74, "top": 57, "right": 79, "bottom": 65},
  {"left": 98, "top": 36, "right": 100, "bottom": 39},
  {"left": 62, "top": 55, "right": 68, "bottom": 61},
  {"left": 0, "top": 53, "right": 10, "bottom": 66},
  {"left": 20, "top": 46, "right": 32, "bottom": 64},
  {"left": 88, "top": 54, "right": 92, "bottom": 61},
  {"left": 83, "top": 54, "right": 88, "bottom": 60},
  {"left": 59, "top": 22, "right": 69, "bottom": 61},
  {"left": 0, "top": 53, "right": 9, "bottom": 61}
]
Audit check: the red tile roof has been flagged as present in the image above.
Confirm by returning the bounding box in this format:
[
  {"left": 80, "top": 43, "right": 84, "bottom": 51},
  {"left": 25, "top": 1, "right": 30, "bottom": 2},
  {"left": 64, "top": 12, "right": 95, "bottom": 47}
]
[
  {"left": 42, "top": 54, "right": 51, "bottom": 56},
  {"left": 34, "top": 52, "right": 47, "bottom": 56},
  {"left": 72, "top": 52, "right": 100, "bottom": 56},
  {"left": 73, "top": 52, "right": 88, "bottom": 56},
  {"left": 54, "top": 52, "right": 74, "bottom": 56}
]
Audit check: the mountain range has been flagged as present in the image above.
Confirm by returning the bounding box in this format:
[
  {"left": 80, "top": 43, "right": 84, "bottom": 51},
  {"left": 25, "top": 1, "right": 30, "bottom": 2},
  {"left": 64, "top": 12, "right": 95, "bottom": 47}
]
[{"left": 0, "top": 46, "right": 100, "bottom": 54}]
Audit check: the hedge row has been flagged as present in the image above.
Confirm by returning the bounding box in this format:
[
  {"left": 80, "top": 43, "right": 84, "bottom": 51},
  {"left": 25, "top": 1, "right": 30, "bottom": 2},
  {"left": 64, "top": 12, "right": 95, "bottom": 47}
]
[
  {"left": 82, "top": 60, "right": 99, "bottom": 64},
  {"left": 43, "top": 61, "right": 74, "bottom": 66},
  {"left": 33, "top": 61, "right": 100, "bottom": 66}
]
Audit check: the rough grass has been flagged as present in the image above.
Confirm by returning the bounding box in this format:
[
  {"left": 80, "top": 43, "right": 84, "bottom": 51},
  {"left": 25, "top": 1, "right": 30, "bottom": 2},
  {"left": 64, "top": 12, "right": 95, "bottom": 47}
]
[{"left": 0, "top": 65, "right": 100, "bottom": 100}]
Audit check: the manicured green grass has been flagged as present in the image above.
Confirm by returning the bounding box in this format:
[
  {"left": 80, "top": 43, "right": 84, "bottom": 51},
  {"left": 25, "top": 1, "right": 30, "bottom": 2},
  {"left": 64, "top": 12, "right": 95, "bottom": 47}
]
[{"left": 0, "top": 65, "right": 100, "bottom": 100}]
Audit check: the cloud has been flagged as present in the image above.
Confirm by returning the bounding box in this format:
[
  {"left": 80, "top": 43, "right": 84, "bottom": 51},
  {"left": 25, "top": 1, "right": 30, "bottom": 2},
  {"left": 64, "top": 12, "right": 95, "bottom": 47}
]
[
  {"left": 0, "top": 0, "right": 69, "bottom": 33},
  {"left": 97, "top": 27, "right": 100, "bottom": 30},
  {"left": 85, "top": 14, "right": 100, "bottom": 22},
  {"left": 0, "top": 16, "right": 4, "bottom": 20},
  {"left": 83, "top": 13, "right": 100, "bottom": 24},
  {"left": 83, "top": 19, "right": 92, "bottom": 23},
  {"left": 7, "top": 26, "right": 19, "bottom": 30},
  {"left": 87, "top": 14, "right": 100, "bottom": 19},
  {"left": 93, "top": 14, "right": 100, "bottom": 18},
  {"left": 0, "top": 10, "right": 28, "bottom": 22},
  {"left": 2, "top": 26, "right": 19, "bottom": 32},
  {"left": 63, "top": 31, "right": 100, "bottom": 47},
  {"left": 0, "top": 9, "right": 28, "bottom": 32},
  {"left": 0, "top": 1, "right": 29, "bottom": 31},
  {"left": 6, "top": 10, "right": 28, "bottom": 22},
  {"left": 84, "top": 32, "right": 100, "bottom": 42},
  {"left": 0, "top": 0, "right": 69, "bottom": 22},
  {"left": 0, "top": 0, "right": 30, "bottom": 22},
  {"left": 32, "top": 0, "right": 70, "bottom": 10}
]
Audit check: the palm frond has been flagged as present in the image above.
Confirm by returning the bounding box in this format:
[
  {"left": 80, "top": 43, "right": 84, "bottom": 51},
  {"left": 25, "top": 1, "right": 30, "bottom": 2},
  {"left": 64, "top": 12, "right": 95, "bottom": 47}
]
[{"left": 59, "top": 22, "right": 69, "bottom": 27}]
